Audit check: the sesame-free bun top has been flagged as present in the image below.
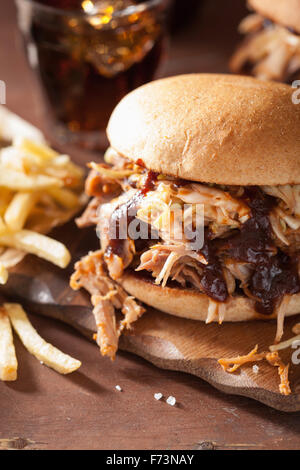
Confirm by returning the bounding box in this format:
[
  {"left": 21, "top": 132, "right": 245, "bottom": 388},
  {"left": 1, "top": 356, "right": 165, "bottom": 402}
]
[
  {"left": 248, "top": 0, "right": 300, "bottom": 34},
  {"left": 107, "top": 74, "right": 300, "bottom": 186}
]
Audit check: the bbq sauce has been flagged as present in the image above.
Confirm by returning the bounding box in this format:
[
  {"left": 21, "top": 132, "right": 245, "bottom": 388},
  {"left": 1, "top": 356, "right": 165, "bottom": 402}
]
[
  {"left": 135, "top": 158, "right": 146, "bottom": 168},
  {"left": 105, "top": 170, "right": 158, "bottom": 258},
  {"left": 172, "top": 178, "right": 192, "bottom": 189},
  {"left": 226, "top": 187, "right": 300, "bottom": 315},
  {"left": 227, "top": 187, "right": 276, "bottom": 265},
  {"left": 141, "top": 170, "right": 158, "bottom": 194},
  {"left": 199, "top": 231, "right": 228, "bottom": 303},
  {"left": 106, "top": 190, "right": 145, "bottom": 258}
]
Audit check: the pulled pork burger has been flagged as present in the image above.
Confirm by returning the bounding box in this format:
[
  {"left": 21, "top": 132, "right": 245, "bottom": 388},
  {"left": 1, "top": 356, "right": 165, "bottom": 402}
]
[
  {"left": 71, "top": 73, "right": 300, "bottom": 361},
  {"left": 230, "top": 0, "right": 300, "bottom": 83}
]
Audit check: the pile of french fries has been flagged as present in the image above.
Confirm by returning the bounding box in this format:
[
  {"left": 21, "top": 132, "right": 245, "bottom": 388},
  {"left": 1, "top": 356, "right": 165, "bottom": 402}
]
[
  {"left": 0, "top": 304, "right": 81, "bottom": 380},
  {"left": 0, "top": 106, "right": 86, "bottom": 379},
  {"left": 0, "top": 134, "right": 86, "bottom": 283}
]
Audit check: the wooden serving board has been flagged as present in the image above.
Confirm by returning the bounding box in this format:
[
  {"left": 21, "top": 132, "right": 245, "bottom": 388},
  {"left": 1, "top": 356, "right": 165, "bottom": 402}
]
[{"left": 1, "top": 221, "right": 300, "bottom": 412}]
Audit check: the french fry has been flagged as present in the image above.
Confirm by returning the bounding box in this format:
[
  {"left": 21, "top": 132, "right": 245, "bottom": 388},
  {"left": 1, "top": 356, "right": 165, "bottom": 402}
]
[
  {"left": 0, "top": 109, "right": 85, "bottom": 279},
  {"left": 0, "top": 307, "right": 17, "bottom": 381},
  {"left": 0, "top": 168, "right": 62, "bottom": 190},
  {"left": 0, "top": 230, "right": 71, "bottom": 268},
  {"left": 46, "top": 158, "right": 84, "bottom": 188},
  {"left": 47, "top": 187, "right": 80, "bottom": 210},
  {"left": 4, "top": 192, "right": 37, "bottom": 231},
  {"left": 17, "top": 137, "right": 58, "bottom": 161},
  {"left": 0, "top": 262, "right": 8, "bottom": 284},
  {"left": 0, "top": 105, "right": 45, "bottom": 144},
  {"left": 4, "top": 303, "right": 81, "bottom": 375},
  {"left": 17, "top": 139, "right": 83, "bottom": 181},
  {"left": 0, "top": 216, "right": 9, "bottom": 236},
  {"left": 0, "top": 248, "right": 25, "bottom": 269},
  {"left": 0, "top": 188, "right": 13, "bottom": 215}
]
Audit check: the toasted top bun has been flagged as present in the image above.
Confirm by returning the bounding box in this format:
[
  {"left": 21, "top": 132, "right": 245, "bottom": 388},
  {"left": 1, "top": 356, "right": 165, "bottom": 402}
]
[
  {"left": 249, "top": 0, "right": 300, "bottom": 34},
  {"left": 119, "top": 271, "right": 300, "bottom": 322},
  {"left": 107, "top": 74, "right": 300, "bottom": 186}
]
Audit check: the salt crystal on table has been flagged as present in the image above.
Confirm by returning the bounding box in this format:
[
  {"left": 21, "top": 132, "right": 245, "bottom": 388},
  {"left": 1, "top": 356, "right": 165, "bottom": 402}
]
[
  {"left": 154, "top": 393, "right": 163, "bottom": 401},
  {"left": 115, "top": 385, "right": 122, "bottom": 391},
  {"left": 166, "top": 396, "right": 176, "bottom": 406}
]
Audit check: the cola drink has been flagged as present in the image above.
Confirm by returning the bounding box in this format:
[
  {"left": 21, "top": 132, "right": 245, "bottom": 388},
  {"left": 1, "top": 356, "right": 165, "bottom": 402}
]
[{"left": 17, "top": 0, "right": 167, "bottom": 148}]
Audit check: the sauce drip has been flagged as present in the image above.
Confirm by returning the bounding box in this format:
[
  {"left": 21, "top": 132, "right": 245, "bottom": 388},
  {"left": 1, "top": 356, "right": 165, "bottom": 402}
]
[
  {"left": 141, "top": 170, "right": 158, "bottom": 194},
  {"left": 105, "top": 170, "right": 158, "bottom": 258},
  {"left": 226, "top": 187, "right": 300, "bottom": 315},
  {"left": 199, "top": 232, "right": 228, "bottom": 303}
]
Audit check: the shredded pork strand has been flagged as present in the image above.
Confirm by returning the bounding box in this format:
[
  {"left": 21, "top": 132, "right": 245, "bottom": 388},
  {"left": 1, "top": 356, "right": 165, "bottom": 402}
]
[
  {"left": 266, "top": 352, "right": 291, "bottom": 396},
  {"left": 76, "top": 197, "right": 102, "bottom": 228},
  {"left": 270, "top": 334, "right": 300, "bottom": 352},
  {"left": 206, "top": 299, "right": 226, "bottom": 325},
  {"left": 238, "top": 13, "right": 265, "bottom": 34},
  {"left": 224, "top": 260, "right": 252, "bottom": 286},
  {"left": 274, "top": 296, "right": 291, "bottom": 344},
  {"left": 219, "top": 346, "right": 291, "bottom": 395},
  {"left": 70, "top": 250, "right": 145, "bottom": 360},
  {"left": 218, "top": 345, "right": 266, "bottom": 373},
  {"left": 230, "top": 16, "right": 300, "bottom": 82},
  {"left": 136, "top": 244, "right": 207, "bottom": 290},
  {"left": 91, "top": 294, "right": 119, "bottom": 359},
  {"left": 176, "top": 183, "right": 250, "bottom": 225}
]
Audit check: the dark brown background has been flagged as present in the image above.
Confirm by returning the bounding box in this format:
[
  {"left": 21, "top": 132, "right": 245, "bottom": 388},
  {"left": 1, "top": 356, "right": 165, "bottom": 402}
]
[{"left": 0, "top": 0, "right": 300, "bottom": 450}]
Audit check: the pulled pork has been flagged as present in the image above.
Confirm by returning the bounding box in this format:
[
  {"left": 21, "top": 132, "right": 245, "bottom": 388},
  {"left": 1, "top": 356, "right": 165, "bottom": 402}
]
[
  {"left": 71, "top": 149, "right": 300, "bottom": 357},
  {"left": 70, "top": 250, "right": 144, "bottom": 360},
  {"left": 230, "top": 13, "right": 300, "bottom": 83},
  {"left": 219, "top": 345, "right": 291, "bottom": 395}
]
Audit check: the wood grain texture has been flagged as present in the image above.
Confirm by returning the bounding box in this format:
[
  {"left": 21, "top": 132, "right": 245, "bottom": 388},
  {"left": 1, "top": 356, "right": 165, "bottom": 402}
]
[{"left": 1, "top": 0, "right": 300, "bottom": 450}]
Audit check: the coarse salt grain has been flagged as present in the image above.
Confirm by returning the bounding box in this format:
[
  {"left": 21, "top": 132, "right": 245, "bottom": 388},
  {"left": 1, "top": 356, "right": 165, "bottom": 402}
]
[
  {"left": 154, "top": 393, "right": 163, "bottom": 401},
  {"left": 252, "top": 365, "right": 259, "bottom": 374},
  {"left": 166, "top": 396, "right": 176, "bottom": 406},
  {"left": 115, "top": 385, "right": 122, "bottom": 391}
]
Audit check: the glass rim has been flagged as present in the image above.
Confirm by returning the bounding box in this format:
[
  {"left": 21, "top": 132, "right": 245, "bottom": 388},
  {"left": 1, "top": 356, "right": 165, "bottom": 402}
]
[{"left": 17, "top": 0, "right": 168, "bottom": 19}]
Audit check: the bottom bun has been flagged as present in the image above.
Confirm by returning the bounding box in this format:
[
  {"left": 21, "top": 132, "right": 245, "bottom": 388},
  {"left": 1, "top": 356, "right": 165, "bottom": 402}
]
[{"left": 119, "top": 271, "right": 300, "bottom": 322}]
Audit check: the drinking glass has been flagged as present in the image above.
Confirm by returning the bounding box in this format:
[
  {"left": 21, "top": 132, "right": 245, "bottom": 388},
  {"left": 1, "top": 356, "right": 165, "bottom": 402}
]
[{"left": 15, "top": 0, "right": 169, "bottom": 149}]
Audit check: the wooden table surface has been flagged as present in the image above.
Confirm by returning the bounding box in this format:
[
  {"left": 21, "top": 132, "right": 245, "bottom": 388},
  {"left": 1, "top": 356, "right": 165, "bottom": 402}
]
[{"left": 0, "top": 0, "right": 300, "bottom": 451}]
